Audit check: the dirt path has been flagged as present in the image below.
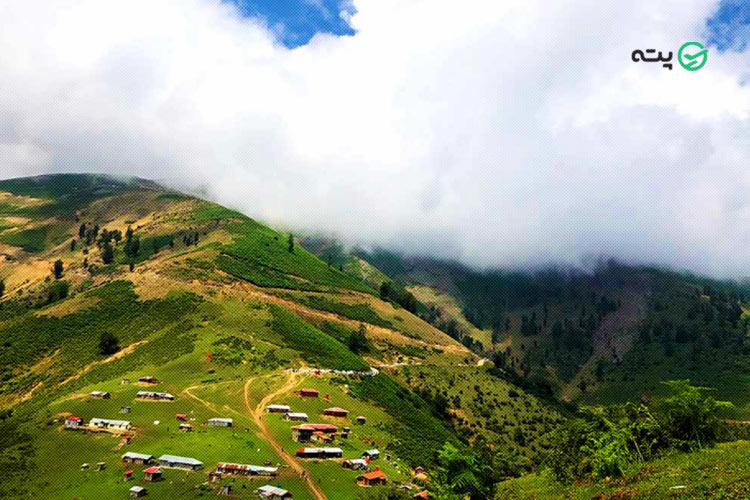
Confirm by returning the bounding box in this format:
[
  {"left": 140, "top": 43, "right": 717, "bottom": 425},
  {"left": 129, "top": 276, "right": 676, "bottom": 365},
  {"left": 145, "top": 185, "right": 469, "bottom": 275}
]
[
  {"left": 243, "top": 371, "right": 327, "bottom": 500},
  {"left": 56, "top": 340, "right": 149, "bottom": 388}
]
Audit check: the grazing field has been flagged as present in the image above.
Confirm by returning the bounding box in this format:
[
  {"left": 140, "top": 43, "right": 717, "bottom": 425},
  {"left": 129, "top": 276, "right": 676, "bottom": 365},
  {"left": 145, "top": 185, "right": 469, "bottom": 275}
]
[{"left": 496, "top": 440, "right": 750, "bottom": 500}]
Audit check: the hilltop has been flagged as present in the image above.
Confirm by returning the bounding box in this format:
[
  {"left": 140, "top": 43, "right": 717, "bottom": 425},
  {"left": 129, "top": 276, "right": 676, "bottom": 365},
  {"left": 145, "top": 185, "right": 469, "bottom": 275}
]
[{"left": 0, "top": 174, "right": 560, "bottom": 500}]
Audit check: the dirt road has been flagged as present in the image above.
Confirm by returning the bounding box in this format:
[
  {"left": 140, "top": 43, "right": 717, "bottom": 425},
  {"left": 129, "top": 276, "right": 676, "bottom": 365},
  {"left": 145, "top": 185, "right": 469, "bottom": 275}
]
[{"left": 243, "top": 371, "right": 327, "bottom": 500}]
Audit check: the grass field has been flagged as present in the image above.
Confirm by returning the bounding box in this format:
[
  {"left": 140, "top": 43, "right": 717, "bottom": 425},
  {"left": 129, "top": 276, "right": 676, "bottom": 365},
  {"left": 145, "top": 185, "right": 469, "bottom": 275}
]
[{"left": 496, "top": 440, "right": 750, "bottom": 500}]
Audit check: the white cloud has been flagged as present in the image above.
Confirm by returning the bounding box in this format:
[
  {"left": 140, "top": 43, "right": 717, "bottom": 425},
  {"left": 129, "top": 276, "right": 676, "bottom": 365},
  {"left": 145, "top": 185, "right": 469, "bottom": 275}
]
[{"left": 1, "top": 0, "right": 750, "bottom": 277}]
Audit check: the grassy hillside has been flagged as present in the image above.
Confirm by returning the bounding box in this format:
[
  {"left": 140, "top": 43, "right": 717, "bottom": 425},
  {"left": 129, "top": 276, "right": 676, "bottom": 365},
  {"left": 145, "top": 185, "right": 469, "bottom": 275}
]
[
  {"left": 346, "top": 249, "right": 750, "bottom": 416},
  {"left": 0, "top": 174, "right": 548, "bottom": 500},
  {"left": 496, "top": 440, "right": 750, "bottom": 500}
]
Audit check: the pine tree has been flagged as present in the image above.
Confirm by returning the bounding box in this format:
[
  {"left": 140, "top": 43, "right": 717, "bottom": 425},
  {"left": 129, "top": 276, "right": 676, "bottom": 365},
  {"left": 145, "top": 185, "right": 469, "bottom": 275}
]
[
  {"left": 287, "top": 233, "right": 294, "bottom": 253},
  {"left": 53, "top": 260, "right": 64, "bottom": 279},
  {"left": 101, "top": 243, "right": 115, "bottom": 264}
]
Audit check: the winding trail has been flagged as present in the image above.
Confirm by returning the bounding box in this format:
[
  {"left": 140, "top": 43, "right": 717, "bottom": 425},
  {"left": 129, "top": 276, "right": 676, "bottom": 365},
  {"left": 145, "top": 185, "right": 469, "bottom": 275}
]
[{"left": 243, "top": 371, "right": 327, "bottom": 500}]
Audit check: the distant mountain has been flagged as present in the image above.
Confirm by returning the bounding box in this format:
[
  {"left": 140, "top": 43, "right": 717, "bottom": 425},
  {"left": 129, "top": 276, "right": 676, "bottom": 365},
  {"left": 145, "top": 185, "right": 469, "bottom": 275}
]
[{"left": 301, "top": 243, "right": 750, "bottom": 419}]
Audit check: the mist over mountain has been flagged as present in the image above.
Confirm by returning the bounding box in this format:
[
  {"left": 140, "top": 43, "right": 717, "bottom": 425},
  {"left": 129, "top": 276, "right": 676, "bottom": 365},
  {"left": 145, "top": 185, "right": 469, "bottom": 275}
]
[{"left": 2, "top": 1, "right": 750, "bottom": 277}]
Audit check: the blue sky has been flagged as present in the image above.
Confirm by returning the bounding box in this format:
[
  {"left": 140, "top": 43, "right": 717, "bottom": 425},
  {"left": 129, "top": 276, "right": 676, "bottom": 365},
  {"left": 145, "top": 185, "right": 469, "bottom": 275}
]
[
  {"left": 227, "top": 0, "right": 750, "bottom": 51},
  {"left": 706, "top": 0, "right": 750, "bottom": 51},
  {"left": 225, "top": 0, "right": 355, "bottom": 47}
]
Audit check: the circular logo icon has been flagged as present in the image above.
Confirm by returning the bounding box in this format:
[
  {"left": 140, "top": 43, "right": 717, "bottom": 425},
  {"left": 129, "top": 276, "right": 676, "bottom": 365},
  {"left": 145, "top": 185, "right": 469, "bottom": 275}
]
[{"left": 678, "top": 42, "right": 708, "bottom": 71}]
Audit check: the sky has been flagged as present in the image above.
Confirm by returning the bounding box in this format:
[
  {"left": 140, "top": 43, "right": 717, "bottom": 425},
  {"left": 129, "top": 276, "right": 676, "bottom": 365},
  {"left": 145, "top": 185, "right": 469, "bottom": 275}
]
[{"left": 2, "top": 1, "right": 750, "bottom": 277}]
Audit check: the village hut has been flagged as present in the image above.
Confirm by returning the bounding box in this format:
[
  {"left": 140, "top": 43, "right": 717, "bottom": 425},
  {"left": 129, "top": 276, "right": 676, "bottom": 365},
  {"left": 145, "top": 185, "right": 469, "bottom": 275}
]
[
  {"left": 295, "top": 447, "right": 343, "bottom": 459},
  {"left": 357, "top": 468, "right": 387, "bottom": 487},
  {"left": 216, "top": 463, "right": 278, "bottom": 477},
  {"left": 266, "top": 404, "right": 291, "bottom": 413},
  {"left": 208, "top": 417, "right": 233, "bottom": 427},
  {"left": 90, "top": 418, "right": 131, "bottom": 431},
  {"left": 65, "top": 416, "right": 83, "bottom": 429},
  {"left": 129, "top": 486, "right": 147, "bottom": 498},
  {"left": 256, "top": 485, "right": 293, "bottom": 499},
  {"left": 122, "top": 452, "right": 154, "bottom": 465},
  {"left": 284, "top": 412, "right": 308, "bottom": 422},
  {"left": 297, "top": 388, "right": 319, "bottom": 398},
  {"left": 158, "top": 454, "right": 203, "bottom": 471},
  {"left": 342, "top": 458, "right": 368, "bottom": 470},
  {"left": 291, "top": 423, "right": 337, "bottom": 442},
  {"left": 323, "top": 407, "right": 349, "bottom": 417},
  {"left": 143, "top": 467, "right": 163, "bottom": 482}
]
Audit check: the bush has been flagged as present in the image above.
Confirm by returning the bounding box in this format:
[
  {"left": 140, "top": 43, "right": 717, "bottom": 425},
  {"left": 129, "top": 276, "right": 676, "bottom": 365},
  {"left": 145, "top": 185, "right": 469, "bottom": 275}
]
[
  {"left": 546, "top": 380, "right": 731, "bottom": 483},
  {"left": 98, "top": 332, "right": 120, "bottom": 355}
]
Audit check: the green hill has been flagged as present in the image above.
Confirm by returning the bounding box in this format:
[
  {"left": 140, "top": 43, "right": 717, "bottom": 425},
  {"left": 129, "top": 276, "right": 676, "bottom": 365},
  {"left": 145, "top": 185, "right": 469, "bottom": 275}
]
[{"left": 0, "top": 174, "right": 560, "bottom": 500}]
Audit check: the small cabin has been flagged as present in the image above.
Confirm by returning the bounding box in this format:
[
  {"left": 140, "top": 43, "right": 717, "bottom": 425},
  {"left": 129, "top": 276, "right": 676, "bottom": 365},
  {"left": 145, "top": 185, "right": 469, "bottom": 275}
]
[
  {"left": 89, "top": 391, "right": 111, "bottom": 399},
  {"left": 297, "top": 388, "right": 319, "bottom": 398},
  {"left": 284, "top": 412, "right": 309, "bottom": 422},
  {"left": 121, "top": 407, "right": 132, "bottom": 414},
  {"left": 256, "top": 485, "right": 293, "bottom": 499},
  {"left": 122, "top": 452, "right": 154, "bottom": 465},
  {"left": 342, "top": 458, "right": 368, "bottom": 470},
  {"left": 362, "top": 449, "right": 380, "bottom": 460},
  {"left": 65, "top": 416, "right": 83, "bottom": 429},
  {"left": 414, "top": 491, "right": 428, "bottom": 499},
  {"left": 323, "top": 407, "right": 349, "bottom": 418},
  {"left": 208, "top": 418, "right": 233, "bottom": 427},
  {"left": 311, "top": 431, "right": 334, "bottom": 443},
  {"left": 295, "top": 447, "right": 343, "bottom": 459},
  {"left": 266, "top": 404, "right": 291, "bottom": 413},
  {"left": 291, "top": 424, "right": 337, "bottom": 442},
  {"left": 357, "top": 468, "right": 387, "bottom": 487},
  {"left": 143, "top": 467, "right": 163, "bottom": 482},
  {"left": 216, "top": 462, "right": 278, "bottom": 477},
  {"left": 136, "top": 391, "right": 174, "bottom": 401},
  {"left": 129, "top": 486, "right": 147, "bottom": 498},
  {"left": 178, "top": 423, "right": 193, "bottom": 432},
  {"left": 218, "top": 485, "right": 232, "bottom": 496},
  {"left": 356, "top": 416, "right": 367, "bottom": 425},
  {"left": 123, "top": 470, "right": 134, "bottom": 481},
  {"left": 90, "top": 418, "right": 131, "bottom": 431},
  {"left": 158, "top": 454, "right": 203, "bottom": 471},
  {"left": 175, "top": 414, "right": 187, "bottom": 421},
  {"left": 139, "top": 376, "right": 158, "bottom": 384}
]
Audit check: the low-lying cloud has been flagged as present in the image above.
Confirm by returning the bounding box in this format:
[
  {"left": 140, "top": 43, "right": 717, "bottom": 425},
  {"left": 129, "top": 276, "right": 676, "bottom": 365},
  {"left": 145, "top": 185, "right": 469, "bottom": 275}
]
[{"left": 2, "top": 0, "right": 750, "bottom": 277}]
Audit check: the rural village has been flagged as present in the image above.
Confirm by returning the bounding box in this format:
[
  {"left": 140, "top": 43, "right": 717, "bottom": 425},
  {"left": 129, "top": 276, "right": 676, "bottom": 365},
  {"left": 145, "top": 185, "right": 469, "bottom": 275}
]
[{"left": 58, "top": 369, "right": 430, "bottom": 499}]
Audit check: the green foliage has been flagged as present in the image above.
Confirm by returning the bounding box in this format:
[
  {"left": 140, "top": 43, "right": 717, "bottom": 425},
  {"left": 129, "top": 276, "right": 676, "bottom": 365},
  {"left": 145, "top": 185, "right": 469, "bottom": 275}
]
[
  {"left": 268, "top": 304, "right": 369, "bottom": 370},
  {"left": 654, "top": 380, "right": 732, "bottom": 450},
  {"left": 98, "top": 332, "right": 119, "bottom": 355},
  {"left": 357, "top": 485, "right": 413, "bottom": 500},
  {"left": 46, "top": 280, "right": 69, "bottom": 304},
  {"left": 217, "top": 222, "right": 373, "bottom": 293},
  {"left": 101, "top": 242, "right": 114, "bottom": 264},
  {"left": 289, "top": 293, "right": 392, "bottom": 328},
  {"left": 348, "top": 323, "right": 371, "bottom": 354},
  {"left": 53, "top": 260, "right": 63, "bottom": 279},
  {"left": 0, "top": 281, "right": 199, "bottom": 386},
  {"left": 547, "top": 380, "right": 732, "bottom": 484},
  {"left": 351, "top": 374, "right": 455, "bottom": 467},
  {"left": 431, "top": 442, "right": 496, "bottom": 499},
  {"left": 0, "top": 224, "right": 69, "bottom": 253}
]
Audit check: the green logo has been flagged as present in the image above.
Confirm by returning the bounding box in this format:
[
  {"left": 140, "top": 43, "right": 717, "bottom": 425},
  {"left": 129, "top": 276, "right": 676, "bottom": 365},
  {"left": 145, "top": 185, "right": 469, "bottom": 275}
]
[{"left": 678, "top": 42, "right": 708, "bottom": 71}]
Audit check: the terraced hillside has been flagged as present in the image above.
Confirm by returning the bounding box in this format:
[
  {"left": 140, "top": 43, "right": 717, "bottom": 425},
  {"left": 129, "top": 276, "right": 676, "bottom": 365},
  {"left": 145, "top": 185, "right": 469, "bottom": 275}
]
[{"left": 0, "top": 174, "right": 561, "bottom": 500}]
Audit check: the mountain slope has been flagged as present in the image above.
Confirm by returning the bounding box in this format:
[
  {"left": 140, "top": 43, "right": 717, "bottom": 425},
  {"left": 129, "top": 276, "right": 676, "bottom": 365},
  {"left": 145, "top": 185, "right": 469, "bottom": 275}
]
[{"left": 0, "top": 174, "right": 558, "bottom": 500}]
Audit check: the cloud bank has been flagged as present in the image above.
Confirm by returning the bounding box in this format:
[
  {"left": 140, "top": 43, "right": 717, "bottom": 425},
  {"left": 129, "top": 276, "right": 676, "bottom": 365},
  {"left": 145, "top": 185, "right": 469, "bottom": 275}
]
[{"left": 2, "top": 0, "right": 750, "bottom": 276}]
